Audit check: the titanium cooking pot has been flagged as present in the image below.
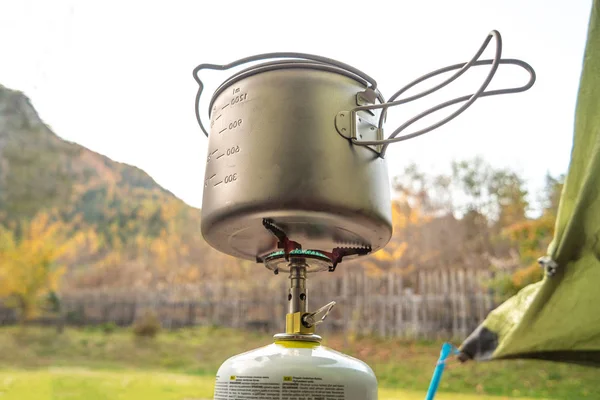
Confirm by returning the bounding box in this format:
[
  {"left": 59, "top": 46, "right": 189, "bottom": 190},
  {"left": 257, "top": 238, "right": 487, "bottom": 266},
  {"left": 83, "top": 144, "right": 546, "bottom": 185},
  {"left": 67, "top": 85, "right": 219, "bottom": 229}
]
[{"left": 193, "top": 32, "right": 535, "bottom": 269}]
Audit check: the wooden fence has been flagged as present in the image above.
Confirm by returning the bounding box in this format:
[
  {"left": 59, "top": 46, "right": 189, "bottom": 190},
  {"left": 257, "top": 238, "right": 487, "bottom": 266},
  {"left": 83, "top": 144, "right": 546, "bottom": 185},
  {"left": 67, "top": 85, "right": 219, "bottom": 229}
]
[{"left": 0, "top": 267, "right": 495, "bottom": 340}]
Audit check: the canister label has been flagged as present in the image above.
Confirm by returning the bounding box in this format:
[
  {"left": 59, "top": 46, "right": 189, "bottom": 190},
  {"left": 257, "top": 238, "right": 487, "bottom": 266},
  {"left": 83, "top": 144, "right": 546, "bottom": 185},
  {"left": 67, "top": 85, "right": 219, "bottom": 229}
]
[{"left": 214, "top": 375, "right": 346, "bottom": 400}]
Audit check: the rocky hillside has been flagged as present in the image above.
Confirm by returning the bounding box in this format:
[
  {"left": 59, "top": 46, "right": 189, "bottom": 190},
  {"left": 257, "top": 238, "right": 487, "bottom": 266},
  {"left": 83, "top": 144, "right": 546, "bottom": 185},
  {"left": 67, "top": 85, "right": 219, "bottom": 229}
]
[
  {"left": 0, "top": 84, "right": 172, "bottom": 221},
  {"left": 0, "top": 84, "right": 249, "bottom": 291}
]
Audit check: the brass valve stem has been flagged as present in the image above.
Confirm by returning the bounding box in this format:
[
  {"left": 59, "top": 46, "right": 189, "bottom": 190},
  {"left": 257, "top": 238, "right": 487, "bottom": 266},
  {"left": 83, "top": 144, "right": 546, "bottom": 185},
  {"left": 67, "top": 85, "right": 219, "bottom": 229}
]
[
  {"left": 286, "top": 261, "right": 314, "bottom": 334},
  {"left": 283, "top": 259, "right": 336, "bottom": 336},
  {"left": 288, "top": 263, "right": 307, "bottom": 314}
]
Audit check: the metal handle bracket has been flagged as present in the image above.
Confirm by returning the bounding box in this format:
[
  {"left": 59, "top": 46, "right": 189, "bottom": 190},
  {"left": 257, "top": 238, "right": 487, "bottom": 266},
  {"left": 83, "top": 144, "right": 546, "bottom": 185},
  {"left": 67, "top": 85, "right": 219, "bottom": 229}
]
[{"left": 335, "top": 111, "right": 383, "bottom": 155}]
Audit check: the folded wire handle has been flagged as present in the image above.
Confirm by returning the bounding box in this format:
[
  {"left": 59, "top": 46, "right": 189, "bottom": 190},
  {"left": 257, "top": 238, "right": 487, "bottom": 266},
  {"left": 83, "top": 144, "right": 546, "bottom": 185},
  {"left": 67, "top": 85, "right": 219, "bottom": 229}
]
[
  {"left": 193, "top": 31, "right": 536, "bottom": 156},
  {"left": 342, "top": 30, "right": 536, "bottom": 158},
  {"left": 192, "top": 52, "right": 379, "bottom": 137}
]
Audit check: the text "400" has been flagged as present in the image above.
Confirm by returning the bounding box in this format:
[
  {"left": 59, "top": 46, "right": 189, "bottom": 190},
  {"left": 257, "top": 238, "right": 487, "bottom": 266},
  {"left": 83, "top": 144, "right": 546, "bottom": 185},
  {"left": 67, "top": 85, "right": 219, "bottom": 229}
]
[{"left": 229, "top": 119, "right": 242, "bottom": 130}]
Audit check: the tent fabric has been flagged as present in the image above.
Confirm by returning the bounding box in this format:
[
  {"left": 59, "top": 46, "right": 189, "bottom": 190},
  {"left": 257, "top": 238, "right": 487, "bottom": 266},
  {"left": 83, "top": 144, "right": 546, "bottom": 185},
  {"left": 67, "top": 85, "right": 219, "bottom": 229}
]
[{"left": 459, "top": 0, "right": 600, "bottom": 365}]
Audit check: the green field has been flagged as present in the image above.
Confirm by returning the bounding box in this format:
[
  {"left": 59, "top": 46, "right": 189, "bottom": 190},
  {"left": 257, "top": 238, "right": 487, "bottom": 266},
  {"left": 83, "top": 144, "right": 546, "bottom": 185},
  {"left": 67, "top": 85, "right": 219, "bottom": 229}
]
[
  {"left": 0, "top": 369, "right": 541, "bottom": 400},
  {"left": 0, "top": 326, "right": 597, "bottom": 399}
]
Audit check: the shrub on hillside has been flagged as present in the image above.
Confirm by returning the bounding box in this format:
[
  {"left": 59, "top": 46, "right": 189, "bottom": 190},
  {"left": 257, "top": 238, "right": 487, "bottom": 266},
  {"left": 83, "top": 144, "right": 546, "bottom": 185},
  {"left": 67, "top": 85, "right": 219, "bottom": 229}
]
[
  {"left": 100, "top": 322, "right": 117, "bottom": 334},
  {"left": 132, "top": 310, "right": 161, "bottom": 338}
]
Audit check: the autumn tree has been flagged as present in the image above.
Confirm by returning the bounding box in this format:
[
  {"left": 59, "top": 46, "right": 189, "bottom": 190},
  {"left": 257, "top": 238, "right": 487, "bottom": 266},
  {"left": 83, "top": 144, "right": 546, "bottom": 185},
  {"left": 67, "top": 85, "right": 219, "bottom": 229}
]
[
  {"left": 0, "top": 211, "right": 87, "bottom": 323},
  {"left": 490, "top": 173, "right": 565, "bottom": 299},
  {"left": 489, "top": 170, "right": 529, "bottom": 229},
  {"left": 379, "top": 159, "right": 546, "bottom": 296},
  {"left": 362, "top": 164, "right": 440, "bottom": 283},
  {"left": 364, "top": 199, "right": 420, "bottom": 276}
]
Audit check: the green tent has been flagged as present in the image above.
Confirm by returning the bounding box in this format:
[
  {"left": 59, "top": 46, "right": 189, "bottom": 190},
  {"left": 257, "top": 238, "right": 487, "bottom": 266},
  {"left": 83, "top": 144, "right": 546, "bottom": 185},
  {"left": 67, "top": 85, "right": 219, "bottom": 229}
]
[{"left": 459, "top": 0, "right": 600, "bottom": 366}]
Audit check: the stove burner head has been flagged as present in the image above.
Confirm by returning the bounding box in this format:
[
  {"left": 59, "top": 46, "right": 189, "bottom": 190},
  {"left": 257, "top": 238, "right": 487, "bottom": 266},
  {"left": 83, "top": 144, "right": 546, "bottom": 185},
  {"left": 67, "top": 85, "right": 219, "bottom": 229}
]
[
  {"left": 263, "top": 249, "right": 331, "bottom": 273},
  {"left": 259, "top": 218, "right": 373, "bottom": 273}
]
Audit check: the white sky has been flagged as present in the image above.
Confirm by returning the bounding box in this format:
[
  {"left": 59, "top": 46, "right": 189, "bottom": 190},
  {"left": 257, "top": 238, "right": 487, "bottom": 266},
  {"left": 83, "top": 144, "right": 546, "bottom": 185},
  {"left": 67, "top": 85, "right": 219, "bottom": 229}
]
[{"left": 0, "top": 0, "right": 592, "bottom": 209}]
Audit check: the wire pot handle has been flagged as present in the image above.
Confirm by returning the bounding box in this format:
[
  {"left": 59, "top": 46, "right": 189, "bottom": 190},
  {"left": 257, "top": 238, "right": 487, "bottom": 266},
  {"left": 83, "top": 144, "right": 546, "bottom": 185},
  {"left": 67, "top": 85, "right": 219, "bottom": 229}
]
[
  {"left": 192, "top": 52, "right": 378, "bottom": 137},
  {"left": 342, "top": 30, "right": 536, "bottom": 158}
]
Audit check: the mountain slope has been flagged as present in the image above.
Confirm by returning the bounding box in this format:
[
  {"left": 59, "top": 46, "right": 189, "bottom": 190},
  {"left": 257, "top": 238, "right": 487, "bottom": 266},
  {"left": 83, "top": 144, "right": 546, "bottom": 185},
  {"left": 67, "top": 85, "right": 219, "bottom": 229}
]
[
  {"left": 0, "top": 84, "right": 173, "bottom": 220},
  {"left": 0, "top": 84, "right": 244, "bottom": 290}
]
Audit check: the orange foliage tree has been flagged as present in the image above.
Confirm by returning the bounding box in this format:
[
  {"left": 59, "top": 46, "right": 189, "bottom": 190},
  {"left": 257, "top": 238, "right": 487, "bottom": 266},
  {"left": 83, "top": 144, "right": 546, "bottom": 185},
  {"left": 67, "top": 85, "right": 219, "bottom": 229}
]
[
  {"left": 0, "top": 211, "right": 88, "bottom": 322},
  {"left": 363, "top": 196, "right": 430, "bottom": 276},
  {"left": 490, "top": 173, "right": 564, "bottom": 298}
]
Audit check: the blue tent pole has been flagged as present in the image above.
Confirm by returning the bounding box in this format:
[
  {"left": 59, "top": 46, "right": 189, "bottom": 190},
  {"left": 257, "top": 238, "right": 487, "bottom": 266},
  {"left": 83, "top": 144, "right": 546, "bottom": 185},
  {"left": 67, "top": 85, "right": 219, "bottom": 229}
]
[{"left": 425, "top": 342, "right": 455, "bottom": 400}]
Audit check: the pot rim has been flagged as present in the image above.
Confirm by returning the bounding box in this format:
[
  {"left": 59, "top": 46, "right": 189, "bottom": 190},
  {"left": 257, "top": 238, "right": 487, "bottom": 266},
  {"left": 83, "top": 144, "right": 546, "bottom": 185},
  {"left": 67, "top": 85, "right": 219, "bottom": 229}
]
[{"left": 208, "top": 60, "right": 385, "bottom": 117}]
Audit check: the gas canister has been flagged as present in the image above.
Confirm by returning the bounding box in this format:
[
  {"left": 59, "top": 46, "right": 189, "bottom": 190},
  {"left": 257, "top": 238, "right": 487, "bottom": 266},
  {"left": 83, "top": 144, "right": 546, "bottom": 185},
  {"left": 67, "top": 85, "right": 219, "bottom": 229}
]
[{"left": 215, "top": 339, "right": 377, "bottom": 400}]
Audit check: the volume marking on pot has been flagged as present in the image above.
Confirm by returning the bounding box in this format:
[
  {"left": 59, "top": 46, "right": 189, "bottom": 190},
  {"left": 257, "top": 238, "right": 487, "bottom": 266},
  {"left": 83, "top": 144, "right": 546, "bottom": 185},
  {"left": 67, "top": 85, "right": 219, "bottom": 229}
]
[
  {"left": 228, "top": 118, "right": 243, "bottom": 131},
  {"left": 207, "top": 149, "right": 219, "bottom": 164},
  {"left": 203, "top": 174, "right": 216, "bottom": 188}
]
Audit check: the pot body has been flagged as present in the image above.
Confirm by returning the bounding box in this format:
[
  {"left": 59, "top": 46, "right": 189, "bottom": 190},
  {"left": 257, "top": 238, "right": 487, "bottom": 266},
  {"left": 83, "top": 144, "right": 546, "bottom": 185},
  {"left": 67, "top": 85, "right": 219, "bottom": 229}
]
[
  {"left": 201, "top": 62, "right": 392, "bottom": 261},
  {"left": 214, "top": 340, "right": 378, "bottom": 400}
]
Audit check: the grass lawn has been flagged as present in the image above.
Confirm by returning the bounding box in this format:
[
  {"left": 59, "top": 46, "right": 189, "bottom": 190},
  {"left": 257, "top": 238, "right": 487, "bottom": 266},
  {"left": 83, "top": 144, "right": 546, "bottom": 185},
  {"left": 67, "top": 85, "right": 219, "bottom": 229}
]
[
  {"left": 0, "top": 369, "right": 542, "bottom": 400},
  {"left": 0, "top": 325, "right": 597, "bottom": 399}
]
